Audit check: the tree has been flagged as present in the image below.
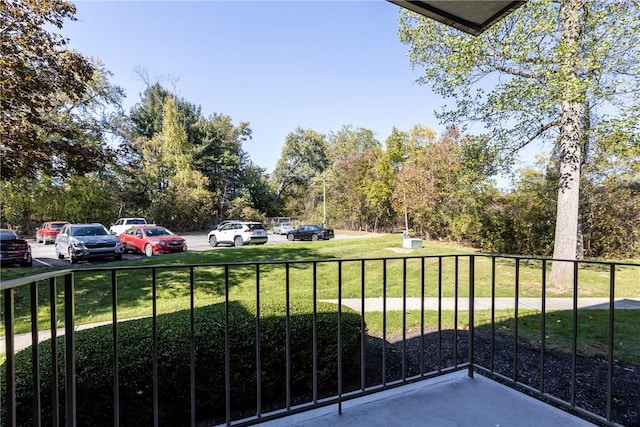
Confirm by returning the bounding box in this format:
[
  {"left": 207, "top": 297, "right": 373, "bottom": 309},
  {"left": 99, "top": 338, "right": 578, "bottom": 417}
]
[
  {"left": 191, "top": 113, "right": 251, "bottom": 218},
  {"left": 139, "top": 97, "right": 212, "bottom": 230},
  {"left": 0, "top": 0, "right": 102, "bottom": 179},
  {"left": 129, "top": 82, "right": 202, "bottom": 141},
  {"left": 238, "top": 162, "right": 277, "bottom": 217},
  {"left": 324, "top": 126, "right": 381, "bottom": 229},
  {"left": 398, "top": 0, "right": 640, "bottom": 284},
  {"left": 127, "top": 82, "right": 252, "bottom": 221},
  {"left": 326, "top": 125, "right": 379, "bottom": 162},
  {"left": 271, "top": 127, "right": 328, "bottom": 202}
]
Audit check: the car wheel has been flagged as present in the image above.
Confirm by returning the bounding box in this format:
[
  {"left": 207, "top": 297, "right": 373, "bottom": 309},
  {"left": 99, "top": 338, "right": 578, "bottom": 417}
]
[
  {"left": 21, "top": 256, "right": 33, "bottom": 267},
  {"left": 287, "top": 233, "right": 294, "bottom": 241},
  {"left": 68, "top": 249, "right": 78, "bottom": 264},
  {"left": 144, "top": 244, "right": 154, "bottom": 257},
  {"left": 55, "top": 246, "right": 65, "bottom": 260},
  {"left": 114, "top": 253, "right": 122, "bottom": 261},
  {"left": 311, "top": 234, "right": 319, "bottom": 242},
  {"left": 234, "top": 236, "right": 243, "bottom": 247},
  {"left": 209, "top": 235, "right": 218, "bottom": 247}
]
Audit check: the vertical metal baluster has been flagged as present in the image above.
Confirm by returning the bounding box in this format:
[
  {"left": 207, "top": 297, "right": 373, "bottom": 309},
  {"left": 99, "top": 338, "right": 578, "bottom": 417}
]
[
  {"left": 152, "top": 268, "right": 158, "bottom": 427},
  {"left": 540, "top": 259, "right": 547, "bottom": 394},
  {"left": 360, "top": 260, "right": 366, "bottom": 392},
  {"left": 606, "top": 264, "right": 615, "bottom": 422},
  {"left": 313, "top": 262, "right": 318, "bottom": 403},
  {"left": 514, "top": 258, "right": 520, "bottom": 383},
  {"left": 49, "top": 277, "right": 59, "bottom": 427},
  {"left": 468, "top": 256, "right": 475, "bottom": 378},
  {"left": 382, "top": 259, "right": 387, "bottom": 386},
  {"left": 30, "top": 281, "right": 41, "bottom": 426},
  {"left": 64, "top": 272, "right": 76, "bottom": 427},
  {"left": 402, "top": 258, "right": 407, "bottom": 381},
  {"left": 337, "top": 261, "right": 343, "bottom": 415},
  {"left": 111, "top": 270, "right": 120, "bottom": 427},
  {"left": 571, "top": 261, "right": 578, "bottom": 407},
  {"left": 437, "top": 257, "right": 442, "bottom": 372},
  {"left": 225, "top": 265, "right": 231, "bottom": 425},
  {"left": 4, "top": 288, "right": 16, "bottom": 427},
  {"left": 285, "top": 263, "right": 291, "bottom": 410},
  {"left": 454, "top": 256, "right": 459, "bottom": 367},
  {"left": 491, "top": 257, "right": 496, "bottom": 373},
  {"left": 256, "top": 264, "right": 263, "bottom": 417},
  {"left": 420, "top": 257, "right": 425, "bottom": 377},
  {"left": 190, "top": 267, "right": 196, "bottom": 426}
]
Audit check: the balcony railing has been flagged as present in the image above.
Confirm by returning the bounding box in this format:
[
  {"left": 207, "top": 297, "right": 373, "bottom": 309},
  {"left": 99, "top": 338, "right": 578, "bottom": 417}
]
[{"left": 1, "top": 254, "right": 638, "bottom": 426}]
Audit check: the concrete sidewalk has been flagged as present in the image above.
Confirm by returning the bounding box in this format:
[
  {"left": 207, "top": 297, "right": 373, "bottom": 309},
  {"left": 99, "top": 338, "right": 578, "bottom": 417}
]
[
  {"left": 3, "top": 298, "right": 639, "bottom": 353},
  {"left": 3, "top": 297, "right": 640, "bottom": 354},
  {"left": 322, "top": 297, "right": 640, "bottom": 312}
]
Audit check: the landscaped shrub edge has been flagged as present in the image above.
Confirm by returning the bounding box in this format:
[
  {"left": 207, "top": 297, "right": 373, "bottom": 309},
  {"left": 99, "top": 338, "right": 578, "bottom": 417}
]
[{"left": 2, "top": 300, "right": 363, "bottom": 426}]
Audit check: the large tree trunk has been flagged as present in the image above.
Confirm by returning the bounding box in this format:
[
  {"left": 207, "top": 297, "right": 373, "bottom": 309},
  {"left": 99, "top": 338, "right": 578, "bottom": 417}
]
[{"left": 550, "top": 0, "right": 585, "bottom": 286}]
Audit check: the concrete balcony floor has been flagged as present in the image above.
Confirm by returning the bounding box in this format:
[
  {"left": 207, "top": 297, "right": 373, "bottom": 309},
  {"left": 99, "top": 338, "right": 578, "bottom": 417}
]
[{"left": 263, "top": 371, "right": 595, "bottom": 427}]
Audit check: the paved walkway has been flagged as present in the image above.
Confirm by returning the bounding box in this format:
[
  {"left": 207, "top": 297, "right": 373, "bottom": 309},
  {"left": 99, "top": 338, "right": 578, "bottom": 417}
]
[
  {"left": 322, "top": 297, "right": 640, "bottom": 312},
  {"left": 3, "top": 298, "right": 639, "bottom": 354}
]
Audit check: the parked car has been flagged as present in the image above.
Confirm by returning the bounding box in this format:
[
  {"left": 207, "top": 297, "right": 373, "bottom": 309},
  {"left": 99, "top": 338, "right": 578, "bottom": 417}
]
[
  {"left": 118, "top": 225, "right": 187, "bottom": 256},
  {"left": 208, "top": 221, "right": 268, "bottom": 247},
  {"left": 35, "top": 221, "right": 69, "bottom": 244},
  {"left": 55, "top": 223, "right": 124, "bottom": 264},
  {"left": 109, "top": 217, "right": 148, "bottom": 235},
  {"left": 272, "top": 221, "right": 294, "bottom": 235},
  {"left": 0, "top": 229, "right": 32, "bottom": 267},
  {"left": 286, "top": 224, "right": 335, "bottom": 242},
  {"left": 212, "top": 219, "right": 241, "bottom": 231}
]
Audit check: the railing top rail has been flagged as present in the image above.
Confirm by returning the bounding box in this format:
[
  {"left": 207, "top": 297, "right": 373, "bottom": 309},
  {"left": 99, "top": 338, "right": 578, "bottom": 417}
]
[
  {"left": 2, "top": 253, "right": 637, "bottom": 291},
  {"left": 485, "top": 253, "right": 640, "bottom": 267},
  {"left": 0, "top": 268, "right": 73, "bottom": 291}
]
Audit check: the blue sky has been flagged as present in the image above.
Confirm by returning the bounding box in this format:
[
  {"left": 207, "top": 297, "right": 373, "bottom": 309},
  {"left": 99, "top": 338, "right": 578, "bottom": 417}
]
[{"left": 63, "top": 1, "right": 450, "bottom": 173}]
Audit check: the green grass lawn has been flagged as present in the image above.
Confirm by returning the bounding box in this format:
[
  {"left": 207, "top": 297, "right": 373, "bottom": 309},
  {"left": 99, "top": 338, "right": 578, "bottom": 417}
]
[{"left": 3, "top": 235, "right": 639, "bottom": 363}]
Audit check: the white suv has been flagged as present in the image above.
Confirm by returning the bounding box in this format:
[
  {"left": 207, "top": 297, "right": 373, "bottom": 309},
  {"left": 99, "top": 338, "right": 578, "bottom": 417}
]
[
  {"left": 273, "top": 221, "right": 294, "bottom": 235},
  {"left": 208, "top": 221, "right": 268, "bottom": 247},
  {"left": 109, "top": 218, "right": 148, "bottom": 235}
]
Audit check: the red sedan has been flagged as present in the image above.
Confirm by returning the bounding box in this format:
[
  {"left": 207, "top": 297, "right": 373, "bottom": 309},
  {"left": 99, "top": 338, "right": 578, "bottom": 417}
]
[
  {"left": 36, "top": 221, "right": 70, "bottom": 244},
  {"left": 118, "top": 225, "right": 187, "bottom": 257}
]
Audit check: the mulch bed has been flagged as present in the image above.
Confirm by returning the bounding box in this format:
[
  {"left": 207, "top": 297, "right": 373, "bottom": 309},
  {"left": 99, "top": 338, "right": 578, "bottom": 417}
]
[
  {"left": 361, "top": 329, "right": 640, "bottom": 427},
  {"left": 199, "top": 329, "right": 640, "bottom": 426}
]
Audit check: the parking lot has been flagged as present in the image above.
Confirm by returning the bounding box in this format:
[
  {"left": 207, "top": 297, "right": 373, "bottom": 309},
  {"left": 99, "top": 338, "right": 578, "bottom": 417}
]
[{"left": 26, "top": 231, "right": 362, "bottom": 268}]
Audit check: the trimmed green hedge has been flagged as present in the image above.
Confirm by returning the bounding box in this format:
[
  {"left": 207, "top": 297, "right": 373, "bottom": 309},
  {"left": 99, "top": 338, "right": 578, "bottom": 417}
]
[{"left": 2, "top": 300, "right": 363, "bottom": 426}]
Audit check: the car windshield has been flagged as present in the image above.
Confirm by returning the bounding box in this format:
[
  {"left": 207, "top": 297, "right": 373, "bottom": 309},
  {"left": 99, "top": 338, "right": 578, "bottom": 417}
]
[
  {"left": 145, "top": 227, "right": 172, "bottom": 237},
  {"left": 280, "top": 223, "right": 292, "bottom": 227},
  {"left": 0, "top": 231, "right": 18, "bottom": 240},
  {"left": 51, "top": 223, "right": 66, "bottom": 229},
  {"left": 248, "top": 223, "right": 265, "bottom": 230},
  {"left": 129, "top": 219, "right": 146, "bottom": 224},
  {"left": 71, "top": 226, "right": 109, "bottom": 236}
]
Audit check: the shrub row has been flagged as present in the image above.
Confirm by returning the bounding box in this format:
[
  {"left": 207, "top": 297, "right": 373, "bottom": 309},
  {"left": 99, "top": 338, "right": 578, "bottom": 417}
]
[{"left": 2, "top": 300, "right": 363, "bottom": 426}]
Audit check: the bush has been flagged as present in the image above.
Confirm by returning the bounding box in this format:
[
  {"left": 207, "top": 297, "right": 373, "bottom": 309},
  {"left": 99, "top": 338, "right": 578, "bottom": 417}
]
[{"left": 2, "top": 300, "right": 363, "bottom": 426}]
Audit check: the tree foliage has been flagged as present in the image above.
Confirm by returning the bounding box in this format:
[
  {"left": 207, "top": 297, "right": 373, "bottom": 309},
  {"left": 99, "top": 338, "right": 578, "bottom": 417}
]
[
  {"left": 398, "top": 0, "right": 640, "bottom": 283},
  {"left": 120, "top": 82, "right": 264, "bottom": 227},
  {"left": 270, "top": 127, "right": 328, "bottom": 206},
  {"left": 0, "top": 0, "right": 123, "bottom": 180}
]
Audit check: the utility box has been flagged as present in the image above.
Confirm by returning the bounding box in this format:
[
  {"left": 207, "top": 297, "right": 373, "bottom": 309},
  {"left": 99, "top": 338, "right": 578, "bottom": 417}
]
[{"left": 402, "top": 238, "right": 422, "bottom": 249}]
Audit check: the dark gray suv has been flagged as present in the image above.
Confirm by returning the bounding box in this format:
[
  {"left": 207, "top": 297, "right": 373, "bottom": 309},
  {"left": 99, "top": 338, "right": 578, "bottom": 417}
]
[{"left": 55, "top": 223, "right": 125, "bottom": 264}]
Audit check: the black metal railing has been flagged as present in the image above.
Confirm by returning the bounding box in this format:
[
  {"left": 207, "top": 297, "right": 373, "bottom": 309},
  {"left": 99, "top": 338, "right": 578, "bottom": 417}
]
[{"left": 1, "top": 255, "right": 638, "bottom": 426}]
